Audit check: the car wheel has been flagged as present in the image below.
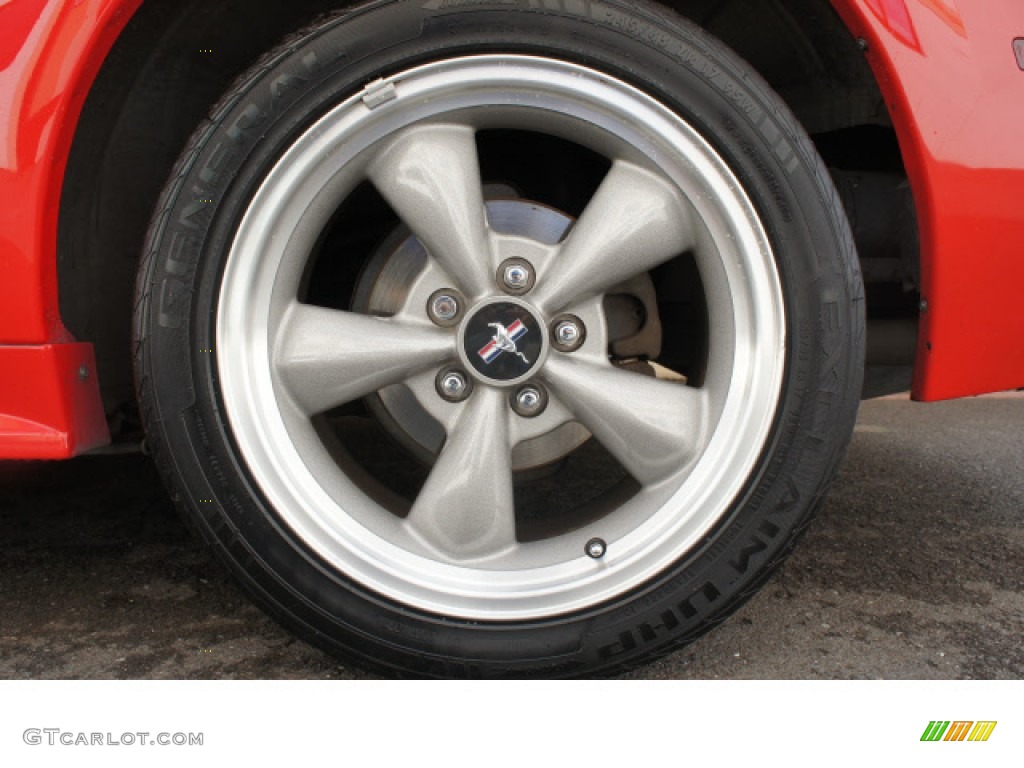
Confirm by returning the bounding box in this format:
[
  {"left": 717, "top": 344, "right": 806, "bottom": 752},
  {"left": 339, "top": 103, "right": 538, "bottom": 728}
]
[{"left": 134, "top": 0, "right": 863, "bottom": 677}]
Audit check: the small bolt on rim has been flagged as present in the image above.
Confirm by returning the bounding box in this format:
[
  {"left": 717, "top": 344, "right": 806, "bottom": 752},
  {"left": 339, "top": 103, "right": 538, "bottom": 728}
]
[
  {"left": 511, "top": 383, "right": 548, "bottom": 418},
  {"left": 427, "top": 289, "right": 465, "bottom": 326},
  {"left": 551, "top": 314, "right": 586, "bottom": 352},
  {"left": 435, "top": 367, "right": 473, "bottom": 403},
  {"left": 586, "top": 538, "right": 607, "bottom": 559},
  {"left": 497, "top": 258, "right": 537, "bottom": 296}
]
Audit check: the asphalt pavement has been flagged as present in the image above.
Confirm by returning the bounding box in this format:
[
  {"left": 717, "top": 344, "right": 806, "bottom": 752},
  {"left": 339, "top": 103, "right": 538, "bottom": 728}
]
[{"left": 1, "top": 393, "right": 1021, "bottom": 679}]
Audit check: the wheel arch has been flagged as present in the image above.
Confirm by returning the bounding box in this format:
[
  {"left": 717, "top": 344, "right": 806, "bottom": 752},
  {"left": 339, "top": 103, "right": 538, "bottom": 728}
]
[{"left": 53, "top": 0, "right": 914, "bottom": 427}]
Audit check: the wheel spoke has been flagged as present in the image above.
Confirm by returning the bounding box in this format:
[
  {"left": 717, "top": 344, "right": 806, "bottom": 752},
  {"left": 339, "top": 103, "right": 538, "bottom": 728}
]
[
  {"left": 534, "top": 160, "right": 693, "bottom": 314},
  {"left": 275, "top": 304, "right": 453, "bottom": 415},
  {"left": 367, "top": 124, "right": 494, "bottom": 298},
  {"left": 406, "top": 386, "right": 516, "bottom": 559},
  {"left": 543, "top": 356, "right": 706, "bottom": 487}
]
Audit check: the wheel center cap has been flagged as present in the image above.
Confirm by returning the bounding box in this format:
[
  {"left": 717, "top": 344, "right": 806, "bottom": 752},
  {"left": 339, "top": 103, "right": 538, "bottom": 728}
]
[{"left": 461, "top": 300, "right": 545, "bottom": 384}]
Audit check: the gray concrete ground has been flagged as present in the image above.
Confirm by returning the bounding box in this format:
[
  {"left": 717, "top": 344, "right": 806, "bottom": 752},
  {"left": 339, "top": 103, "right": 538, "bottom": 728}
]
[{"left": 1, "top": 394, "right": 1021, "bottom": 679}]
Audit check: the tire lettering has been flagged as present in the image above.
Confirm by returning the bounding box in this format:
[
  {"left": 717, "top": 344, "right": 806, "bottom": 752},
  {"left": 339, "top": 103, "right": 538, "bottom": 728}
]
[
  {"left": 417, "top": 659, "right": 485, "bottom": 679},
  {"left": 165, "top": 232, "right": 194, "bottom": 277},
  {"left": 598, "top": 630, "right": 637, "bottom": 660},
  {"left": 270, "top": 72, "right": 309, "bottom": 105},
  {"left": 227, "top": 103, "right": 266, "bottom": 142},
  {"left": 425, "top": 0, "right": 519, "bottom": 10},
  {"left": 722, "top": 78, "right": 760, "bottom": 118},
  {"left": 524, "top": 0, "right": 584, "bottom": 14},
  {"left": 728, "top": 479, "right": 801, "bottom": 578},
  {"left": 596, "top": 6, "right": 672, "bottom": 49},
  {"left": 379, "top": 617, "right": 436, "bottom": 643},
  {"left": 597, "top": 582, "right": 721, "bottom": 660},
  {"left": 759, "top": 115, "right": 799, "bottom": 174},
  {"left": 198, "top": 141, "right": 231, "bottom": 186},
  {"left": 269, "top": 51, "right": 321, "bottom": 108},
  {"left": 157, "top": 278, "right": 187, "bottom": 329},
  {"left": 821, "top": 299, "right": 840, "bottom": 333},
  {"left": 637, "top": 609, "right": 680, "bottom": 642},
  {"left": 177, "top": 197, "right": 208, "bottom": 231},
  {"left": 773, "top": 477, "right": 800, "bottom": 515},
  {"left": 726, "top": 119, "right": 793, "bottom": 223},
  {"left": 728, "top": 536, "right": 767, "bottom": 576}
]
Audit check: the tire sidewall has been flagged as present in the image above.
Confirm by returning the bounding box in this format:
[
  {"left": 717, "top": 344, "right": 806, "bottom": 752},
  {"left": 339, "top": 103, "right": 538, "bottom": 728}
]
[{"left": 138, "top": 0, "right": 864, "bottom": 677}]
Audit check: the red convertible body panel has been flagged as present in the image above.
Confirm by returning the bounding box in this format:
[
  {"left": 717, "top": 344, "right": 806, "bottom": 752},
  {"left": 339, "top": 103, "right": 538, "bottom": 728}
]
[
  {"left": 0, "top": 0, "right": 1022, "bottom": 458},
  {"left": 0, "top": 0, "right": 141, "bottom": 457},
  {"left": 835, "top": 0, "right": 1024, "bottom": 401}
]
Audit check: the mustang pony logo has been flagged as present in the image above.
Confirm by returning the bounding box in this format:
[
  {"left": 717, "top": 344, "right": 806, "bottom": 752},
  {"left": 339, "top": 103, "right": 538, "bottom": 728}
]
[{"left": 479, "top": 321, "right": 530, "bottom": 365}]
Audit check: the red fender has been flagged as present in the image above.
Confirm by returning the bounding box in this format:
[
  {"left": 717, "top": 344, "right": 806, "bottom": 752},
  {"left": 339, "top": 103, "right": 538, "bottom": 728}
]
[{"left": 1, "top": 0, "right": 1022, "bottom": 457}]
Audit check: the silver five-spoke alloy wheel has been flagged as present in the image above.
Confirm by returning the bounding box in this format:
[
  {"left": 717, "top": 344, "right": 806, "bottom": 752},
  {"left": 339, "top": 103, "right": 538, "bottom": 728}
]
[{"left": 216, "top": 55, "right": 786, "bottom": 620}]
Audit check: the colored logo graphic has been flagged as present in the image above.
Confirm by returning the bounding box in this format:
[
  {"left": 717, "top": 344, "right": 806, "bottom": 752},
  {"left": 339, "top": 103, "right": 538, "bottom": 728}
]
[
  {"left": 920, "top": 721, "right": 997, "bottom": 742},
  {"left": 478, "top": 320, "right": 529, "bottom": 365},
  {"left": 463, "top": 301, "right": 542, "bottom": 382}
]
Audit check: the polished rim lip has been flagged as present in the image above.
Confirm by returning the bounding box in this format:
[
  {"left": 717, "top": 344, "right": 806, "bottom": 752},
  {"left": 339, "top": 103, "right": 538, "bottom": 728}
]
[{"left": 216, "top": 55, "right": 786, "bottom": 620}]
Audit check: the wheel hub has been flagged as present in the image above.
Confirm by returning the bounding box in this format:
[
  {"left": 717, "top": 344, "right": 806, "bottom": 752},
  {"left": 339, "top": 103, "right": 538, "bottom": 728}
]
[
  {"left": 460, "top": 299, "right": 546, "bottom": 385},
  {"left": 357, "top": 199, "right": 593, "bottom": 470}
]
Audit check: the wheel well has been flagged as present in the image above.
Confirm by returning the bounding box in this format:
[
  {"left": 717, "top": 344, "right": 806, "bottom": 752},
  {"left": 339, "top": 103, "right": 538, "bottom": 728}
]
[{"left": 57, "top": 0, "right": 914, "bottom": 423}]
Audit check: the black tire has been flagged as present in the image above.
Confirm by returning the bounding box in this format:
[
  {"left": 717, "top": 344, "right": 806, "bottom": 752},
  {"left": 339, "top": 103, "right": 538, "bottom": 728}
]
[{"left": 134, "top": 0, "right": 863, "bottom": 677}]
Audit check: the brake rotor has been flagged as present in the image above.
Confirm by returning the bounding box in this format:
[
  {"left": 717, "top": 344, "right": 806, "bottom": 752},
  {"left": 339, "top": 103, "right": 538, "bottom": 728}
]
[{"left": 353, "top": 199, "right": 599, "bottom": 471}]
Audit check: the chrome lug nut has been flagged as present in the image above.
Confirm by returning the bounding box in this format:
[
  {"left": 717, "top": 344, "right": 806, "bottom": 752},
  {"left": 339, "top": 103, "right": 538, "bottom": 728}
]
[
  {"left": 505, "top": 265, "right": 529, "bottom": 289},
  {"left": 511, "top": 384, "right": 548, "bottom": 418},
  {"left": 436, "top": 368, "right": 472, "bottom": 403},
  {"left": 585, "top": 537, "right": 607, "bottom": 559},
  {"left": 497, "top": 258, "right": 536, "bottom": 295},
  {"left": 516, "top": 388, "right": 542, "bottom": 413},
  {"left": 441, "top": 372, "right": 466, "bottom": 396},
  {"left": 551, "top": 314, "right": 586, "bottom": 352},
  {"left": 557, "top": 322, "right": 580, "bottom": 346},
  {"left": 427, "top": 289, "right": 464, "bottom": 327},
  {"left": 432, "top": 295, "right": 459, "bottom": 321}
]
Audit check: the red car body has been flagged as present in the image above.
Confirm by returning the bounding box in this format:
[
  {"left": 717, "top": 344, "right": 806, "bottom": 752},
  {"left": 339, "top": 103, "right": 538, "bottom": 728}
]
[{"left": 1, "top": 0, "right": 1023, "bottom": 459}]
